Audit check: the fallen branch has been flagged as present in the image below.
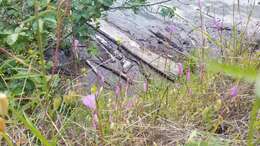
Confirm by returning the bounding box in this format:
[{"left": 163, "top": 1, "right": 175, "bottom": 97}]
[
  {"left": 92, "top": 60, "right": 131, "bottom": 84},
  {"left": 149, "top": 29, "right": 189, "bottom": 57},
  {"left": 86, "top": 21, "right": 178, "bottom": 82},
  {"left": 85, "top": 60, "right": 112, "bottom": 87}
]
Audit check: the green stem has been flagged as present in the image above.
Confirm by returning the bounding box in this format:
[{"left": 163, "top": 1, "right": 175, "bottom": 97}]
[
  {"left": 247, "top": 98, "right": 260, "bottom": 146},
  {"left": 95, "top": 89, "right": 105, "bottom": 145},
  {"left": 34, "top": 1, "right": 48, "bottom": 96},
  {"left": 0, "top": 132, "right": 14, "bottom": 146}
]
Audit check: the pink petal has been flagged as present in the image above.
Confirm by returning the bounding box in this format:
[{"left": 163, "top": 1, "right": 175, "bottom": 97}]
[
  {"left": 82, "top": 94, "right": 96, "bottom": 110},
  {"left": 177, "top": 63, "right": 183, "bottom": 77},
  {"left": 230, "top": 86, "right": 238, "bottom": 97},
  {"left": 143, "top": 80, "right": 148, "bottom": 92},
  {"left": 186, "top": 67, "right": 191, "bottom": 81}
]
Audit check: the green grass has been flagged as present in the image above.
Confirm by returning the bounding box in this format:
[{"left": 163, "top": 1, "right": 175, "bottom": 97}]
[
  {"left": 1, "top": 51, "right": 259, "bottom": 145},
  {"left": 0, "top": 0, "right": 260, "bottom": 145}
]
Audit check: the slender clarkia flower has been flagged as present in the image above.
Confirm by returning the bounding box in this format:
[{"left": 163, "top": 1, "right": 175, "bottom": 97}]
[
  {"left": 177, "top": 63, "right": 183, "bottom": 77},
  {"left": 82, "top": 94, "right": 96, "bottom": 111}
]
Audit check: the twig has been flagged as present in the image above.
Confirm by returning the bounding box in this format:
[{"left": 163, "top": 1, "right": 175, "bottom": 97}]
[{"left": 92, "top": 60, "right": 131, "bottom": 83}]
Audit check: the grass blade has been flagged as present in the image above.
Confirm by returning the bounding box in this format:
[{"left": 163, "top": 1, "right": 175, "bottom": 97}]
[{"left": 11, "top": 109, "right": 52, "bottom": 146}]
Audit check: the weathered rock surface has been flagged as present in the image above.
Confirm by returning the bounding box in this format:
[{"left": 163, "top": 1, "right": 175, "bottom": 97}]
[
  {"left": 66, "top": 0, "right": 260, "bottom": 95},
  {"left": 103, "top": 0, "right": 260, "bottom": 56}
]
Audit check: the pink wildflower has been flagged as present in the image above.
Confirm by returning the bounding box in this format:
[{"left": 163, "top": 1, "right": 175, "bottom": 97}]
[
  {"left": 82, "top": 94, "right": 96, "bottom": 111},
  {"left": 143, "top": 80, "right": 148, "bottom": 92},
  {"left": 177, "top": 63, "right": 183, "bottom": 77},
  {"left": 186, "top": 66, "right": 191, "bottom": 81},
  {"left": 230, "top": 86, "right": 238, "bottom": 97}
]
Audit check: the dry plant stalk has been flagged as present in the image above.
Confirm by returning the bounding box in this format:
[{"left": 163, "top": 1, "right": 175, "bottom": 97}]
[
  {"left": 52, "top": 0, "right": 71, "bottom": 74},
  {"left": 0, "top": 93, "right": 8, "bottom": 133}
]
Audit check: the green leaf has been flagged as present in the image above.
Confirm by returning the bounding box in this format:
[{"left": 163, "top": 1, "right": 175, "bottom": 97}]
[
  {"left": 6, "top": 33, "right": 19, "bottom": 45},
  {"left": 207, "top": 61, "right": 258, "bottom": 82},
  {"left": 159, "top": 6, "right": 176, "bottom": 18},
  {"left": 0, "top": 132, "right": 14, "bottom": 146},
  {"left": 44, "top": 17, "right": 57, "bottom": 26},
  {"left": 99, "top": 0, "right": 113, "bottom": 7}
]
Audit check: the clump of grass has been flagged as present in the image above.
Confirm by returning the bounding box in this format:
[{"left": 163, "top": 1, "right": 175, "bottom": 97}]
[
  {"left": 0, "top": 1, "right": 260, "bottom": 146},
  {"left": 1, "top": 48, "right": 259, "bottom": 145}
]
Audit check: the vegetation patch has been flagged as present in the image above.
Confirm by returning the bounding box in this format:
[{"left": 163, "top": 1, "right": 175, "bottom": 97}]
[{"left": 0, "top": 0, "right": 259, "bottom": 145}]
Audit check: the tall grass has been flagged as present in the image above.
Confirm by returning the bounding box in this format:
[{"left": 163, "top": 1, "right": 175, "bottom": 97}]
[{"left": 0, "top": 0, "right": 259, "bottom": 146}]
